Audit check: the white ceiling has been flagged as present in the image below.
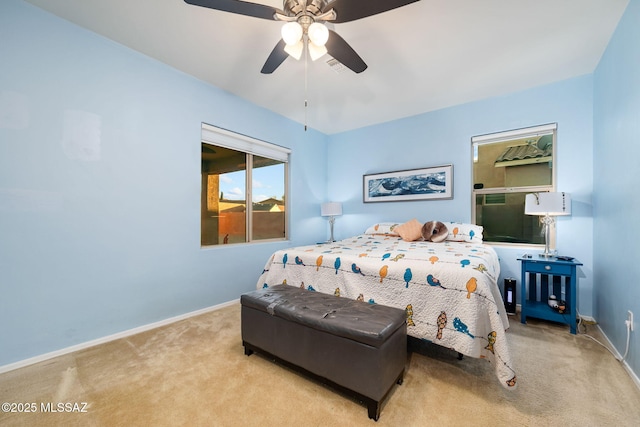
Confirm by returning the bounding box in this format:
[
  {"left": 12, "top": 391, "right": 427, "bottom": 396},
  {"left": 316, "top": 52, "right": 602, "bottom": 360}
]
[{"left": 23, "top": 0, "right": 629, "bottom": 134}]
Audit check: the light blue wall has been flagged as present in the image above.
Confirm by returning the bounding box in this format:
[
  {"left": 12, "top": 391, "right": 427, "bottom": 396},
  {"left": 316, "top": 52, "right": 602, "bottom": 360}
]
[
  {"left": 327, "top": 76, "right": 595, "bottom": 317},
  {"left": 594, "top": 0, "right": 639, "bottom": 377},
  {"left": 2, "top": 0, "right": 636, "bottom": 384},
  {"left": 0, "top": 0, "right": 327, "bottom": 366}
]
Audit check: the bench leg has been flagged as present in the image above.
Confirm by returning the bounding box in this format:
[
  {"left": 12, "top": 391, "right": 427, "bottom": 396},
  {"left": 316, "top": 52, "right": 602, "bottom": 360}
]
[
  {"left": 366, "top": 399, "right": 381, "bottom": 422},
  {"left": 367, "top": 370, "right": 403, "bottom": 421},
  {"left": 243, "top": 341, "right": 254, "bottom": 356}
]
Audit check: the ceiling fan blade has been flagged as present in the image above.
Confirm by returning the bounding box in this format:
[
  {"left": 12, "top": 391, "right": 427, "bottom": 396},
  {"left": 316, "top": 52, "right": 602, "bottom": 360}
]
[
  {"left": 323, "top": 0, "right": 421, "bottom": 23},
  {"left": 261, "top": 39, "right": 289, "bottom": 74},
  {"left": 184, "top": 0, "right": 281, "bottom": 21},
  {"left": 325, "top": 30, "right": 367, "bottom": 74}
]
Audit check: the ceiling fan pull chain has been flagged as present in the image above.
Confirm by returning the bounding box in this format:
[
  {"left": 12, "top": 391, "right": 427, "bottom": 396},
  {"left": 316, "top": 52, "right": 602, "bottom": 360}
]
[{"left": 304, "top": 35, "right": 309, "bottom": 132}]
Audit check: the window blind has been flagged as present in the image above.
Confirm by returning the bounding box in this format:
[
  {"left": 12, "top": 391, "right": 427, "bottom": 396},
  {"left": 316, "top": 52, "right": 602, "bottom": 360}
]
[
  {"left": 201, "top": 123, "right": 290, "bottom": 162},
  {"left": 472, "top": 123, "right": 557, "bottom": 144}
]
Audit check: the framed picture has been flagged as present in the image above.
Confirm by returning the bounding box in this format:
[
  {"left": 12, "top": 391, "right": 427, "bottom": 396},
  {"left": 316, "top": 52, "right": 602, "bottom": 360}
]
[{"left": 363, "top": 164, "right": 453, "bottom": 203}]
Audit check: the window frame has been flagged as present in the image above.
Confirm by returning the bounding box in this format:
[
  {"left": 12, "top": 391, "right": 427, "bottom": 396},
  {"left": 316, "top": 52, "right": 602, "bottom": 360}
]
[
  {"left": 471, "top": 123, "right": 557, "bottom": 247},
  {"left": 201, "top": 123, "right": 290, "bottom": 246}
]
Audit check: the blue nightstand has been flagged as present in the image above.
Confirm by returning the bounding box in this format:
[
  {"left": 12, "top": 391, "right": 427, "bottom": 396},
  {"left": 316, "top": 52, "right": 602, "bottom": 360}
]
[{"left": 518, "top": 257, "right": 582, "bottom": 334}]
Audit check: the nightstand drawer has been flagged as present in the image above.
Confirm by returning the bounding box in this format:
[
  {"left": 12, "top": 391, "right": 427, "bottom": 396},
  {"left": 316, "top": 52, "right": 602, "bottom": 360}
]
[{"left": 522, "top": 262, "right": 572, "bottom": 276}]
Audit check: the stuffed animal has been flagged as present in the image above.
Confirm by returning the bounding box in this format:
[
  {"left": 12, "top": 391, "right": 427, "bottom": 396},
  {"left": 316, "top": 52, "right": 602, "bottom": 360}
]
[{"left": 421, "top": 221, "right": 448, "bottom": 243}]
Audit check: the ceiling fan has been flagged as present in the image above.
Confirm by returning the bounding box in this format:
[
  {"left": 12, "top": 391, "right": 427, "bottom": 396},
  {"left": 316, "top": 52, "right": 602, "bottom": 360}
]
[{"left": 184, "top": 0, "right": 421, "bottom": 74}]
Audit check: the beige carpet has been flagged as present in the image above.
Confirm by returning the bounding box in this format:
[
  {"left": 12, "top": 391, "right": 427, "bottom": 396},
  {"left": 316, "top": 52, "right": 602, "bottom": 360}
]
[{"left": 1, "top": 304, "right": 639, "bottom": 427}]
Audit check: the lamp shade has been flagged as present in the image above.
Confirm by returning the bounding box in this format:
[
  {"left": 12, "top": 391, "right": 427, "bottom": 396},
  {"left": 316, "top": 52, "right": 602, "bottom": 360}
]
[
  {"left": 308, "top": 22, "right": 329, "bottom": 46},
  {"left": 525, "top": 192, "right": 571, "bottom": 216},
  {"left": 284, "top": 40, "right": 303, "bottom": 60},
  {"left": 308, "top": 42, "right": 327, "bottom": 61},
  {"left": 281, "top": 22, "right": 303, "bottom": 45},
  {"left": 321, "top": 202, "right": 342, "bottom": 217}
]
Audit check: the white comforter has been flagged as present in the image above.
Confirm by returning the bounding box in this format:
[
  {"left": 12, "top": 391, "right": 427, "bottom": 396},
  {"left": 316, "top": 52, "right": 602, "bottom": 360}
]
[{"left": 256, "top": 234, "right": 516, "bottom": 388}]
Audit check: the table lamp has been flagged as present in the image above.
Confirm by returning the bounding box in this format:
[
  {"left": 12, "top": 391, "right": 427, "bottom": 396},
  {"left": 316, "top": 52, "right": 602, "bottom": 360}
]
[
  {"left": 321, "top": 202, "right": 342, "bottom": 242},
  {"left": 525, "top": 192, "right": 571, "bottom": 258}
]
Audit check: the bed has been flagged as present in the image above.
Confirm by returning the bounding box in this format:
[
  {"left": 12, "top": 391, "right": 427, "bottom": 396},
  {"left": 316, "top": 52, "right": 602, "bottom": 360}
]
[{"left": 256, "top": 221, "right": 517, "bottom": 389}]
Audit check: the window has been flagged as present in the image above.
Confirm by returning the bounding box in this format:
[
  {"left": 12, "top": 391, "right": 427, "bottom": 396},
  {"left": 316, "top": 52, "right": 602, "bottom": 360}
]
[
  {"left": 472, "top": 123, "right": 556, "bottom": 245},
  {"left": 201, "top": 124, "right": 290, "bottom": 246}
]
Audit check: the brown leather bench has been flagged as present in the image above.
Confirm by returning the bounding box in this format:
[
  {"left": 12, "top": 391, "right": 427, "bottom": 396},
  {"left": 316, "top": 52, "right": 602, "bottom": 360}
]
[{"left": 241, "top": 284, "right": 407, "bottom": 421}]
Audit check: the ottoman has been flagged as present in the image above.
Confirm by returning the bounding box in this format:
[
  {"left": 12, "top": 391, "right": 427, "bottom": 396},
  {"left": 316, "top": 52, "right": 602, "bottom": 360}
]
[{"left": 241, "top": 284, "right": 407, "bottom": 421}]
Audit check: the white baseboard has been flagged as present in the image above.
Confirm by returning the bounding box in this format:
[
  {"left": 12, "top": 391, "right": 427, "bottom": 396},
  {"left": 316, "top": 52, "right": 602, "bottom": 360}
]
[
  {"left": 4, "top": 299, "right": 639, "bottom": 392},
  {"left": 579, "top": 314, "right": 597, "bottom": 323},
  {"left": 622, "top": 360, "right": 640, "bottom": 391},
  {"left": 0, "top": 299, "right": 239, "bottom": 375},
  {"left": 594, "top": 324, "right": 640, "bottom": 391}
]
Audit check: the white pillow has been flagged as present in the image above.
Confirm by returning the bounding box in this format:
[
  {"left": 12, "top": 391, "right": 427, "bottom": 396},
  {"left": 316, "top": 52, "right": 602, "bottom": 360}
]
[
  {"left": 443, "top": 222, "right": 483, "bottom": 243},
  {"left": 364, "top": 222, "right": 400, "bottom": 235}
]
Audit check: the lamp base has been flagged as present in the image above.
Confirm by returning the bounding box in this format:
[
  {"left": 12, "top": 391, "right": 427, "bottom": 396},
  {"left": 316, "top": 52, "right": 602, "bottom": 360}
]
[
  {"left": 328, "top": 216, "right": 336, "bottom": 243},
  {"left": 538, "top": 215, "right": 555, "bottom": 259}
]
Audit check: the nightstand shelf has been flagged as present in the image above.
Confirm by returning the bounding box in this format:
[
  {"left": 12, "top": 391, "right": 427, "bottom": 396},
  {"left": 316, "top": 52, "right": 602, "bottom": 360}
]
[{"left": 518, "top": 257, "right": 582, "bottom": 334}]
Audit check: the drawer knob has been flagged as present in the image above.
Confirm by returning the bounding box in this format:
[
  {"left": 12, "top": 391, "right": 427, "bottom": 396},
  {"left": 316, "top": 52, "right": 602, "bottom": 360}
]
[{"left": 545, "top": 265, "right": 551, "bottom": 271}]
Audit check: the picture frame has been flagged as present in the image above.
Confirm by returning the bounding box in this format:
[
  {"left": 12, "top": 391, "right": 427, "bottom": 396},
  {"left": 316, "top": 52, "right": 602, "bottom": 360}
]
[{"left": 363, "top": 164, "right": 453, "bottom": 203}]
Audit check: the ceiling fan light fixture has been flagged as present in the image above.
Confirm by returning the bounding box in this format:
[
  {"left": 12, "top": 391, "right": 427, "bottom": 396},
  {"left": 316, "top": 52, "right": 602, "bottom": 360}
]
[
  {"left": 308, "top": 41, "right": 328, "bottom": 61},
  {"left": 281, "top": 21, "right": 303, "bottom": 45},
  {"left": 308, "top": 22, "right": 329, "bottom": 46},
  {"left": 284, "top": 40, "right": 304, "bottom": 60},
  {"left": 185, "top": 0, "right": 420, "bottom": 75}
]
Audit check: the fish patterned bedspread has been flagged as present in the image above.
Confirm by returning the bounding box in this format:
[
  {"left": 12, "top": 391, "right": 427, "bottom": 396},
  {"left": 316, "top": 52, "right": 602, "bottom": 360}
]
[{"left": 256, "top": 234, "right": 517, "bottom": 388}]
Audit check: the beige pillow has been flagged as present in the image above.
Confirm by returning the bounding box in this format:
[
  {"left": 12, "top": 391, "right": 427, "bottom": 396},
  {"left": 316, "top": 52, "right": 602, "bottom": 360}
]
[{"left": 395, "top": 219, "right": 423, "bottom": 241}]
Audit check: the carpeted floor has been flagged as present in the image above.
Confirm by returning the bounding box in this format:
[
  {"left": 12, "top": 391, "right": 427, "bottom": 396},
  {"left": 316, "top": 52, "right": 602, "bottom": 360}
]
[{"left": 1, "top": 303, "right": 639, "bottom": 426}]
